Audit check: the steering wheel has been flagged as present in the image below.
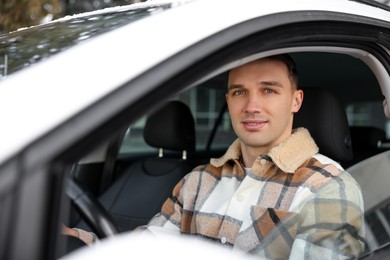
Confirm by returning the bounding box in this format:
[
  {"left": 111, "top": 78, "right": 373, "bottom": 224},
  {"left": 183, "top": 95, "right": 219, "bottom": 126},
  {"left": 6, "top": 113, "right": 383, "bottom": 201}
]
[{"left": 66, "top": 177, "right": 119, "bottom": 238}]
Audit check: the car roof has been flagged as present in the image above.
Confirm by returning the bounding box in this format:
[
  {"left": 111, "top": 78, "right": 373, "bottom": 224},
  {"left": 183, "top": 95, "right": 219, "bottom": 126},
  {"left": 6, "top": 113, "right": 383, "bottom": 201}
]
[{"left": 0, "top": 0, "right": 390, "bottom": 165}]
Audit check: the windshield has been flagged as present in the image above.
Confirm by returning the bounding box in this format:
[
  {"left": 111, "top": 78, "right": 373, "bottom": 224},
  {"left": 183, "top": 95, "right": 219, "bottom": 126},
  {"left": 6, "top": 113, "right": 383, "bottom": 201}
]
[{"left": 0, "top": 3, "right": 173, "bottom": 80}]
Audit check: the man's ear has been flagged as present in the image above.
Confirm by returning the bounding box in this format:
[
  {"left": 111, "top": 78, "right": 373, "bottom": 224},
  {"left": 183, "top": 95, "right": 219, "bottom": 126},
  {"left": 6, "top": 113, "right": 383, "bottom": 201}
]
[{"left": 292, "top": 89, "right": 303, "bottom": 113}]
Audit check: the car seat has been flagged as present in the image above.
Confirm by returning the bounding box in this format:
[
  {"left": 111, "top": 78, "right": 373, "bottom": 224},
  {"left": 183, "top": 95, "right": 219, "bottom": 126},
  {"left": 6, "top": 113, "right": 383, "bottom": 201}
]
[
  {"left": 293, "top": 88, "right": 353, "bottom": 164},
  {"left": 76, "top": 100, "right": 196, "bottom": 232}
]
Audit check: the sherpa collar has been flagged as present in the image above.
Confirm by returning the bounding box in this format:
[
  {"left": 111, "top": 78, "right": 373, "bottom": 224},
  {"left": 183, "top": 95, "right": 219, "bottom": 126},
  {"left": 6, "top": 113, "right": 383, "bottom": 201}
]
[{"left": 210, "top": 127, "right": 319, "bottom": 174}]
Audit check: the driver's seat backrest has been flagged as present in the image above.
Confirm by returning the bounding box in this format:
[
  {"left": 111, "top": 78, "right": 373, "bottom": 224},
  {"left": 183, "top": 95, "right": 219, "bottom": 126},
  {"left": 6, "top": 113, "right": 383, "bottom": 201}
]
[
  {"left": 293, "top": 88, "right": 353, "bottom": 163},
  {"left": 77, "top": 100, "right": 196, "bottom": 232}
]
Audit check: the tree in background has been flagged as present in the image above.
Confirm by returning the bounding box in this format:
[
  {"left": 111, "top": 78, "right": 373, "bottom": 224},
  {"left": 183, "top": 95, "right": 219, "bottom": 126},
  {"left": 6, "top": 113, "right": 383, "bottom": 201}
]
[
  {"left": 0, "top": 0, "right": 143, "bottom": 34},
  {"left": 0, "top": 0, "right": 64, "bottom": 33}
]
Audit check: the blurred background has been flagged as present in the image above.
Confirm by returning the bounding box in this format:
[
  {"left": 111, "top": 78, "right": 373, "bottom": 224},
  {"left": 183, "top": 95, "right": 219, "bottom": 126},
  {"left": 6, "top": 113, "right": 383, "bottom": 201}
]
[{"left": 0, "top": 0, "right": 146, "bottom": 34}]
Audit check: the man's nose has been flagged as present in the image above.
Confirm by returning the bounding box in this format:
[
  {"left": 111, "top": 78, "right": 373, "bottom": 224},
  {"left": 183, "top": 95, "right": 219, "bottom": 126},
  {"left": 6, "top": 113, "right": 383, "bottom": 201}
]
[{"left": 244, "top": 94, "right": 261, "bottom": 113}]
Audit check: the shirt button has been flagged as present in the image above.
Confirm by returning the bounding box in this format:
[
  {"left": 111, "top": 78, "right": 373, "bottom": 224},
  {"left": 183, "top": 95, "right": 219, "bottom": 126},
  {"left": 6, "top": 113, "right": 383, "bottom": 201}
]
[
  {"left": 221, "top": 237, "right": 227, "bottom": 244},
  {"left": 236, "top": 194, "right": 244, "bottom": 201},
  {"left": 260, "top": 159, "right": 267, "bottom": 165}
]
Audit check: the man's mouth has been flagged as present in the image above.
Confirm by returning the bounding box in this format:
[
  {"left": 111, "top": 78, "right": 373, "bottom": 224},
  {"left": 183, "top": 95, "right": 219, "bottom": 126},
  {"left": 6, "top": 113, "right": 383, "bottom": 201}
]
[{"left": 242, "top": 120, "right": 268, "bottom": 130}]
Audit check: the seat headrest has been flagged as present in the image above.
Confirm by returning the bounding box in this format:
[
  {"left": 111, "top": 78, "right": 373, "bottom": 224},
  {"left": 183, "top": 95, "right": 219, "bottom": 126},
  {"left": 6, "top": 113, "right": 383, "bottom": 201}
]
[
  {"left": 350, "top": 126, "right": 385, "bottom": 149},
  {"left": 293, "top": 88, "right": 353, "bottom": 162},
  {"left": 143, "top": 100, "right": 196, "bottom": 152}
]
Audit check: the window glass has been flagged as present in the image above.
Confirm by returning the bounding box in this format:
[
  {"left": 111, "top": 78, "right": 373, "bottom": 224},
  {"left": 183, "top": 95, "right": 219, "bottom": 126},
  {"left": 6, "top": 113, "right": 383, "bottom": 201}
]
[
  {"left": 211, "top": 111, "right": 237, "bottom": 150},
  {"left": 346, "top": 101, "right": 390, "bottom": 138},
  {"left": 119, "top": 117, "right": 150, "bottom": 154},
  {"left": 118, "top": 80, "right": 234, "bottom": 156}
]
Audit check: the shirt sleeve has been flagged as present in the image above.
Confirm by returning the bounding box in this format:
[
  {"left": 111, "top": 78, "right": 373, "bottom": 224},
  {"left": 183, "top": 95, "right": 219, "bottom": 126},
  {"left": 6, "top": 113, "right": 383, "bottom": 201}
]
[{"left": 289, "top": 171, "right": 366, "bottom": 259}]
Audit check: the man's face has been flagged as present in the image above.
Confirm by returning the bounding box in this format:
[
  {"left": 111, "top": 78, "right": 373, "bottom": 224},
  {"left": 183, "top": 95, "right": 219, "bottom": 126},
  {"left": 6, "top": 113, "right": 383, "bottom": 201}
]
[{"left": 226, "top": 58, "right": 303, "bottom": 153}]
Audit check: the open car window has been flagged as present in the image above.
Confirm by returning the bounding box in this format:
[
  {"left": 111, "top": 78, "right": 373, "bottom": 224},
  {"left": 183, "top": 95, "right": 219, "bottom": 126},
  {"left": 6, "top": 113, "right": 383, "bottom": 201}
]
[{"left": 112, "top": 50, "right": 390, "bottom": 258}]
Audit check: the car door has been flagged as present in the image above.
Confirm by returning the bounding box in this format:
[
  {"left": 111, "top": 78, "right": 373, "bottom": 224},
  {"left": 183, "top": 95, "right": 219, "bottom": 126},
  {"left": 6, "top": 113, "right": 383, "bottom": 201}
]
[{"left": 1, "top": 0, "right": 390, "bottom": 259}]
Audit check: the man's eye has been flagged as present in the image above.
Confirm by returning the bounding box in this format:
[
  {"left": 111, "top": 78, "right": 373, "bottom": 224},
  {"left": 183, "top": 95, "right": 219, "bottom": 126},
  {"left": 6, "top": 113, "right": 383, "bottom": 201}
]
[
  {"left": 233, "top": 90, "right": 245, "bottom": 96},
  {"left": 264, "top": 89, "right": 276, "bottom": 94}
]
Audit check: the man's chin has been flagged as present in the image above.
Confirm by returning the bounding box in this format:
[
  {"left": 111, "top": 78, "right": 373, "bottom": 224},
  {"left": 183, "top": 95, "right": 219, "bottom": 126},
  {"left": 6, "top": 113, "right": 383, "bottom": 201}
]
[{"left": 239, "top": 138, "right": 270, "bottom": 150}]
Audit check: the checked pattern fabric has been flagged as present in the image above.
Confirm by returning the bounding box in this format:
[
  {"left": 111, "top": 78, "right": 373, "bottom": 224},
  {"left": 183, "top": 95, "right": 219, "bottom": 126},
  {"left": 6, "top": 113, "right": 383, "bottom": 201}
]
[{"left": 145, "top": 128, "right": 365, "bottom": 259}]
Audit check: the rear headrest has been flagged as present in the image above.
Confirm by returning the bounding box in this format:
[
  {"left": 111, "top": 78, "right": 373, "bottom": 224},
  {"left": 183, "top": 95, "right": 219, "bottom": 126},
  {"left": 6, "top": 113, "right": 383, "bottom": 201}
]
[
  {"left": 350, "top": 126, "right": 385, "bottom": 149},
  {"left": 293, "top": 88, "right": 353, "bottom": 162},
  {"left": 143, "top": 100, "right": 196, "bottom": 152}
]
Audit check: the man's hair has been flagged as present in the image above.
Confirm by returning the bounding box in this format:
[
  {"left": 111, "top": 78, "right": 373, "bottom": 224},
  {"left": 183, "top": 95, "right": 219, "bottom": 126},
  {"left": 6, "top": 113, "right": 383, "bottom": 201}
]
[{"left": 264, "top": 54, "right": 299, "bottom": 89}]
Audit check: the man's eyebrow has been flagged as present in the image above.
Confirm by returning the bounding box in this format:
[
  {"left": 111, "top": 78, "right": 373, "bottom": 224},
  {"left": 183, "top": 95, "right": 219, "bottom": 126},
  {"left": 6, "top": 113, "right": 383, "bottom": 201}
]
[
  {"left": 227, "top": 84, "right": 245, "bottom": 92},
  {"left": 227, "top": 81, "right": 283, "bottom": 92},
  {"left": 258, "top": 80, "right": 283, "bottom": 88}
]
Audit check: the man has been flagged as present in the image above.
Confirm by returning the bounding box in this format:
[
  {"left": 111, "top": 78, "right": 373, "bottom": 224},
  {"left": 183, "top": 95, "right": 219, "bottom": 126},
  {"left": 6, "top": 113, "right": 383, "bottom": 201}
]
[
  {"left": 67, "top": 55, "right": 365, "bottom": 258},
  {"left": 142, "top": 55, "right": 365, "bottom": 258}
]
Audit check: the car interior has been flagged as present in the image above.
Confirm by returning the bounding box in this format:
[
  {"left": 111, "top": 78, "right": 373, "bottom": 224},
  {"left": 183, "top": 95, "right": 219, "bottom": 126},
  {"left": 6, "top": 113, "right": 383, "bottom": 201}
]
[{"left": 61, "top": 49, "right": 390, "bottom": 258}]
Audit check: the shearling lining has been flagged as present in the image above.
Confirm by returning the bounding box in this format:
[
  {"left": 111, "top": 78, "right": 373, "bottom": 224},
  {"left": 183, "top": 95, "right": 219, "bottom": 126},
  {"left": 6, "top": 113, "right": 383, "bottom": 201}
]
[{"left": 210, "top": 128, "right": 319, "bottom": 173}]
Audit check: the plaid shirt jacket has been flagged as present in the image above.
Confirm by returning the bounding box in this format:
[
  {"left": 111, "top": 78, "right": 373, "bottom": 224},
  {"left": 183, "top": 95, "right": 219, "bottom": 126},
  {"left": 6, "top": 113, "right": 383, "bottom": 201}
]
[{"left": 145, "top": 127, "right": 365, "bottom": 259}]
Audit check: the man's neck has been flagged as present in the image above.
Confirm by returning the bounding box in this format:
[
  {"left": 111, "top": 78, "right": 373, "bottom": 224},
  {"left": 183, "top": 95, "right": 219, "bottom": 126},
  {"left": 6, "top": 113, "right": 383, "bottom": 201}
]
[
  {"left": 240, "top": 144, "right": 270, "bottom": 168},
  {"left": 240, "top": 127, "right": 295, "bottom": 167}
]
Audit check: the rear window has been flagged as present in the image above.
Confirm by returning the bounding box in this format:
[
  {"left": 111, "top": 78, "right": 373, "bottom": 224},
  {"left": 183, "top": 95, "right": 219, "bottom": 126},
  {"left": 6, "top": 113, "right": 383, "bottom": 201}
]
[
  {"left": 346, "top": 101, "right": 390, "bottom": 138},
  {"left": 119, "top": 80, "right": 235, "bottom": 156}
]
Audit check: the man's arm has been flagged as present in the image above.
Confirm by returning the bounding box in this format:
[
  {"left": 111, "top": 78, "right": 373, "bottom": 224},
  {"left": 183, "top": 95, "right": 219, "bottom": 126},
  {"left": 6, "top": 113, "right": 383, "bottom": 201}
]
[{"left": 289, "top": 171, "right": 366, "bottom": 259}]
